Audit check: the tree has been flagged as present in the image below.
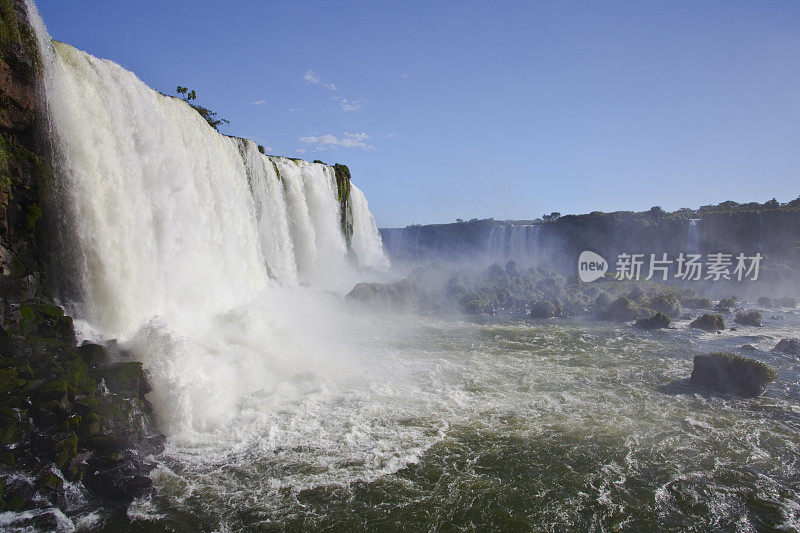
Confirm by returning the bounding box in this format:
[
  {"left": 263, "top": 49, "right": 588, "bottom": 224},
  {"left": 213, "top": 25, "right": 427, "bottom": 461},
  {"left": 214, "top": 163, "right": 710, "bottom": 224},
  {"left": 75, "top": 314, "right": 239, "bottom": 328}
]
[
  {"left": 176, "top": 86, "right": 229, "bottom": 131},
  {"left": 543, "top": 212, "right": 560, "bottom": 221}
]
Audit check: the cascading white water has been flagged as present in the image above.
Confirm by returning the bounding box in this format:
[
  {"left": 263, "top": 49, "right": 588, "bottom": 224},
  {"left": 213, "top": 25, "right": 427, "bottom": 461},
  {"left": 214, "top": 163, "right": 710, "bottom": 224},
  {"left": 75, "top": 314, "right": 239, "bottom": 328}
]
[
  {"left": 350, "top": 184, "right": 391, "bottom": 271},
  {"left": 487, "top": 224, "right": 541, "bottom": 264},
  {"left": 26, "top": 2, "right": 390, "bottom": 434},
  {"left": 687, "top": 219, "right": 701, "bottom": 253}
]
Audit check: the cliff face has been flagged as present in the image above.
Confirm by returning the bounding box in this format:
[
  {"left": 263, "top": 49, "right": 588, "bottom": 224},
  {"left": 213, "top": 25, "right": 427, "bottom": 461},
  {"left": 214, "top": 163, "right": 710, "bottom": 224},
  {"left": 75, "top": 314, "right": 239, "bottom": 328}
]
[
  {"left": 0, "top": 0, "right": 50, "bottom": 304},
  {"left": 1, "top": 1, "right": 163, "bottom": 519},
  {"left": 380, "top": 203, "right": 800, "bottom": 277}
]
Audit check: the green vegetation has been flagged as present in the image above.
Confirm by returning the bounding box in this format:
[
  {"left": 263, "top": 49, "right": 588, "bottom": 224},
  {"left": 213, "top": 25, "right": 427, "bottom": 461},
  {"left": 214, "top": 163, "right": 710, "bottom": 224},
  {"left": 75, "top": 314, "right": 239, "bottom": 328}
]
[
  {"left": 176, "top": 86, "right": 229, "bottom": 131},
  {"left": 333, "top": 164, "right": 353, "bottom": 244}
]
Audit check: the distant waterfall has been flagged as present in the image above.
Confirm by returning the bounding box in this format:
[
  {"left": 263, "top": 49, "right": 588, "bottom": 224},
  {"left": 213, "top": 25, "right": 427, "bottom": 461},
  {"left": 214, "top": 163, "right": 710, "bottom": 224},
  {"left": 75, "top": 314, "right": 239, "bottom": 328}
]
[
  {"left": 487, "top": 224, "right": 541, "bottom": 264},
  {"left": 687, "top": 219, "right": 701, "bottom": 253},
  {"left": 29, "top": 15, "right": 388, "bottom": 337}
]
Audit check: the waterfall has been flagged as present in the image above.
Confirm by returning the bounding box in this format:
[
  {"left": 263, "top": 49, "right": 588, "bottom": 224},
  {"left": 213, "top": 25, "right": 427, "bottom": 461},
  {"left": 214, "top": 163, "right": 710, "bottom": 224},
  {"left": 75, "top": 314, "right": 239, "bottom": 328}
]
[
  {"left": 687, "top": 219, "right": 700, "bottom": 253},
  {"left": 350, "top": 184, "right": 391, "bottom": 271},
  {"left": 26, "top": 0, "right": 389, "bottom": 434},
  {"left": 487, "top": 224, "right": 541, "bottom": 264}
]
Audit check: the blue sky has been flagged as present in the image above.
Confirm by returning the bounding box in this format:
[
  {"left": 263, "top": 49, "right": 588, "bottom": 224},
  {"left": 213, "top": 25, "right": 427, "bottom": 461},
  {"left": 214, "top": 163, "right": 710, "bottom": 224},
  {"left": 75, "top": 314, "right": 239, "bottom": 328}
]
[{"left": 36, "top": 1, "right": 800, "bottom": 227}]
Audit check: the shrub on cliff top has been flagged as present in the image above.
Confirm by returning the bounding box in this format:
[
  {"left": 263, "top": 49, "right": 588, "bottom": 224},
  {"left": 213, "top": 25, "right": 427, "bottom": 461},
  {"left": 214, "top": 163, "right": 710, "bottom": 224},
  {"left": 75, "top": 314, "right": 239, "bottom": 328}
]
[{"left": 176, "top": 86, "right": 229, "bottom": 131}]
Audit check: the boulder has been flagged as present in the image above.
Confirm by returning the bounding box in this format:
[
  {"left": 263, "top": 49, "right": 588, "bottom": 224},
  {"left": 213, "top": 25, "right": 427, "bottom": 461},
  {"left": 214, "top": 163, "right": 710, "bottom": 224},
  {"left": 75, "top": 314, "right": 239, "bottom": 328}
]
[
  {"left": 530, "top": 300, "right": 556, "bottom": 319},
  {"left": 635, "top": 312, "right": 671, "bottom": 330},
  {"left": 650, "top": 294, "right": 682, "bottom": 317},
  {"left": 683, "top": 297, "right": 712, "bottom": 310},
  {"left": 689, "top": 352, "right": 777, "bottom": 397},
  {"left": 689, "top": 314, "right": 725, "bottom": 331},
  {"left": 598, "top": 296, "right": 643, "bottom": 322},
  {"left": 775, "top": 296, "right": 797, "bottom": 308},
  {"left": 774, "top": 338, "right": 800, "bottom": 356},
  {"left": 734, "top": 310, "right": 763, "bottom": 327}
]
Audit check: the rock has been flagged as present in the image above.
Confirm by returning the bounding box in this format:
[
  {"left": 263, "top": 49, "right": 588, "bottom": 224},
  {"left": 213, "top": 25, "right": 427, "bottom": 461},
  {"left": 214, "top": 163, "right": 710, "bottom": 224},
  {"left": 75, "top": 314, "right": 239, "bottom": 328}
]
[
  {"left": 734, "top": 310, "right": 763, "bottom": 327},
  {"left": 683, "top": 297, "right": 712, "bottom": 309},
  {"left": 635, "top": 312, "right": 671, "bottom": 330},
  {"left": 775, "top": 296, "right": 797, "bottom": 308},
  {"left": 76, "top": 342, "right": 110, "bottom": 367},
  {"left": 530, "top": 300, "right": 556, "bottom": 319},
  {"left": 774, "top": 338, "right": 800, "bottom": 355},
  {"left": 689, "top": 352, "right": 777, "bottom": 397},
  {"left": 105, "top": 361, "right": 147, "bottom": 395},
  {"left": 757, "top": 296, "right": 772, "bottom": 307},
  {"left": 598, "top": 296, "right": 644, "bottom": 322},
  {"left": 740, "top": 344, "right": 758, "bottom": 351},
  {"left": 650, "top": 294, "right": 682, "bottom": 317},
  {"left": 689, "top": 314, "right": 725, "bottom": 331}
]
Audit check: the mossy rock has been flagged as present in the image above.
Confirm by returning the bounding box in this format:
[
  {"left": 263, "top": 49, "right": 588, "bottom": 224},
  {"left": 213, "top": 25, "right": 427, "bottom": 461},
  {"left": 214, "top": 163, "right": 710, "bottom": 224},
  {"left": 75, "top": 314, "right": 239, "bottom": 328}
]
[
  {"left": 530, "top": 300, "right": 556, "bottom": 319},
  {"left": 104, "top": 361, "right": 145, "bottom": 395},
  {"left": 54, "top": 431, "right": 78, "bottom": 467},
  {"left": 650, "top": 294, "right": 682, "bottom": 317},
  {"left": 689, "top": 352, "right": 777, "bottom": 397},
  {"left": 31, "top": 378, "right": 68, "bottom": 403},
  {"left": 76, "top": 342, "right": 110, "bottom": 367},
  {"left": 78, "top": 411, "right": 102, "bottom": 438},
  {"left": 0, "top": 406, "right": 30, "bottom": 445},
  {"left": 682, "top": 297, "right": 712, "bottom": 310},
  {"left": 635, "top": 312, "right": 671, "bottom": 330},
  {"left": 0, "top": 357, "right": 33, "bottom": 379},
  {"left": 37, "top": 472, "right": 63, "bottom": 491},
  {"left": 734, "top": 310, "right": 763, "bottom": 327},
  {"left": 0, "top": 367, "right": 24, "bottom": 393},
  {"left": 774, "top": 338, "right": 800, "bottom": 356},
  {"left": 690, "top": 314, "right": 725, "bottom": 332}
]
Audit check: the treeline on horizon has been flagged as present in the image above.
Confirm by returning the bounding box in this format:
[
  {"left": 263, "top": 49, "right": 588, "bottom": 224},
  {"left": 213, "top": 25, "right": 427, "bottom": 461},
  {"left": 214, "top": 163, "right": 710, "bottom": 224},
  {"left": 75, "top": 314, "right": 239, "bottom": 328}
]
[{"left": 404, "top": 196, "right": 800, "bottom": 228}]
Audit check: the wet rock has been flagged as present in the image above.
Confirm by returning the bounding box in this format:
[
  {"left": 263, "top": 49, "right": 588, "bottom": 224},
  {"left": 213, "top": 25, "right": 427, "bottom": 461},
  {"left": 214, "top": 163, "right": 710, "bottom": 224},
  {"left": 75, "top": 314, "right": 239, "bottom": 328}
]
[
  {"left": 740, "top": 344, "right": 758, "bottom": 351},
  {"left": 757, "top": 296, "right": 773, "bottom": 307},
  {"left": 530, "top": 300, "right": 556, "bottom": 319},
  {"left": 650, "top": 294, "right": 682, "bottom": 317},
  {"left": 76, "top": 342, "right": 110, "bottom": 367},
  {"left": 734, "top": 310, "right": 763, "bottom": 327},
  {"left": 597, "top": 296, "right": 648, "bottom": 322},
  {"left": 683, "top": 297, "right": 712, "bottom": 310},
  {"left": 774, "top": 338, "right": 800, "bottom": 356},
  {"left": 689, "top": 352, "right": 777, "bottom": 397},
  {"left": 635, "top": 312, "right": 671, "bottom": 330},
  {"left": 775, "top": 296, "right": 797, "bottom": 308},
  {"left": 689, "top": 314, "right": 725, "bottom": 332},
  {"left": 105, "top": 361, "right": 150, "bottom": 395}
]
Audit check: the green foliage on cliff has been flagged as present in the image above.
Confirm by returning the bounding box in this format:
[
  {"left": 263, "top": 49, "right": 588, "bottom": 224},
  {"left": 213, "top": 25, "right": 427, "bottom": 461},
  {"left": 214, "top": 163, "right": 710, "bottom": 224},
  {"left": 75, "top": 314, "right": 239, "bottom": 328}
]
[
  {"left": 333, "top": 163, "right": 353, "bottom": 245},
  {"left": 176, "top": 86, "right": 229, "bottom": 131}
]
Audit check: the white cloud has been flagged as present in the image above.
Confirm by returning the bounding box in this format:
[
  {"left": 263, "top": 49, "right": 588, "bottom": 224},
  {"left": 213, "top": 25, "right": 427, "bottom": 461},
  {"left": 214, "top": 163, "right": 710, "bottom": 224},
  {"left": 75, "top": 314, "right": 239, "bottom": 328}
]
[
  {"left": 303, "top": 70, "right": 319, "bottom": 84},
  {"left": 298, "top": 132, "right": 374, "bottom": 150},
  {"left": 250, "top": 99, "right": 268, "bottom": 106},
  {"left": 334, "top": 96, "right": 368, "bottom": 112},
  {"left": 304, "top": 69, "right": 336, "bottom": 91}
]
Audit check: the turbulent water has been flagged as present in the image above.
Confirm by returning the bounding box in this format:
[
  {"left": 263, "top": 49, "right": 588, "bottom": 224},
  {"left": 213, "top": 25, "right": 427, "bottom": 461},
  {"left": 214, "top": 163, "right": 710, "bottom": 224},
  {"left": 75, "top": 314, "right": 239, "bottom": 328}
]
[
  {"left": 19, "top": 2, "right": 800, "bottom": 531},
  {"left": 119, "top": 311, "right": 800, "bottom": 531}
]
